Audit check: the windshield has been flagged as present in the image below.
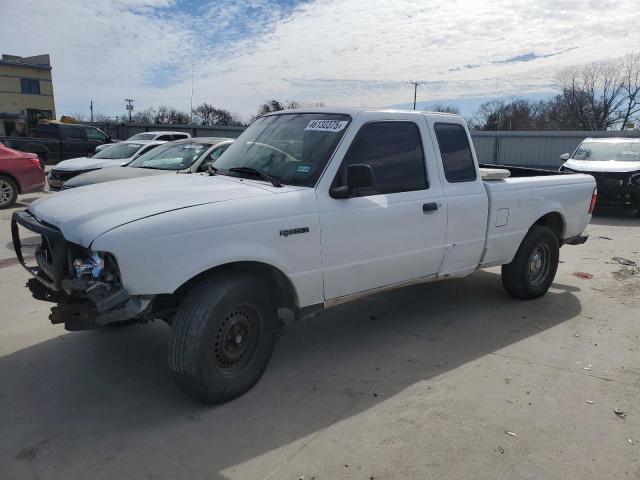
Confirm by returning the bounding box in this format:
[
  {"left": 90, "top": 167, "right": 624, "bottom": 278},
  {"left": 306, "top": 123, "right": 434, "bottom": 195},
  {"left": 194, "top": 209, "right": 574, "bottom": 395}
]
[
  {"left": 572, "top": 141, "right": 640, "bottom": 162},
  {"left": 214, "top": 113, "right": 351, "bottom": 187},
  {"left": 92, "top": 142, "right": 144, "bottom": 159},
  {"left": 129, "top": 142, "right": 212, "bottom": 170},
  {"left": 128, "top": 133, "right": 156, "bottom": 141}
]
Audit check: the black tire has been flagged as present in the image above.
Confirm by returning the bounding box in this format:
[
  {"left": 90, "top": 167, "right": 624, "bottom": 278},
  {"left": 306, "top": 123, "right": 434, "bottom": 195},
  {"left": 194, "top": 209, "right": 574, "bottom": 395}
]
[
  {"left": 169, "top": 271, "right": 278, "bottom": 403},
  {"left": 501, "top": 225, "right": 559, "bottom": 299},
  {"left": 0, "top": 175, "right": 18, "bottom": 209}
]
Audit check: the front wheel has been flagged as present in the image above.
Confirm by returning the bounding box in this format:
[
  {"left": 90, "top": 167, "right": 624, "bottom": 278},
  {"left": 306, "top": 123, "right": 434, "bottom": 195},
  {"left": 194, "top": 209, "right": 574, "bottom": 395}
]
[
  {"left": 168, "top": 271, "right": 278, "bottom": 403},
  {"left": 501, "top": 225, "right": 559, "bottom": 299},
  {"left": 0, "top": 175, "right": 18, "bottom": 209}
]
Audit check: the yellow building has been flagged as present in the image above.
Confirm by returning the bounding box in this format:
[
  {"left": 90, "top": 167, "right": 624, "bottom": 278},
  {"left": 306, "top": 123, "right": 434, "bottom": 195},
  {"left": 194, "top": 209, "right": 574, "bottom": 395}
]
[{"left": 0, "top": 53, "right": 56, "bottom": 136}]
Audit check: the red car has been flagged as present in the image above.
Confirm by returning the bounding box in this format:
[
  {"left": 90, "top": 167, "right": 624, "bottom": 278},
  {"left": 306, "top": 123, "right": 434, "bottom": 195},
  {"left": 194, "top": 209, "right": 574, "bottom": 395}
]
[{"left": 0, "top": 144, "right": 46, "bottom": 208}]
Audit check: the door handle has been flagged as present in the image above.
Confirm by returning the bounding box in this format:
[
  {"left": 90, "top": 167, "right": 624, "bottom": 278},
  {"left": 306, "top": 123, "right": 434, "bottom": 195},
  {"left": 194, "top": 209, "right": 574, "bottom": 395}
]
[{"left": 423, "top": 202, "right": 438, "bottom": 212}]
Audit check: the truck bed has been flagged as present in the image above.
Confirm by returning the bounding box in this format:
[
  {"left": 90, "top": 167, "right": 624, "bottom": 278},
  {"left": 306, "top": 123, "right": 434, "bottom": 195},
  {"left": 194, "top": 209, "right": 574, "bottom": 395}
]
[{"left": 479, "top": 166, "right": 596, "bottom": 269}]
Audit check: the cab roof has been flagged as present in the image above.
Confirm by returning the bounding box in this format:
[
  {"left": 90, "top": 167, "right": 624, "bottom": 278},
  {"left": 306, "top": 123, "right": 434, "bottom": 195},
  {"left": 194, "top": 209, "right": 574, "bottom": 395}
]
[
  {"left": 583, "top": 137, "right": 640, "bottom": 143},
  {"left": 265, "top": 107, "right": 461, "bottom": 118}
]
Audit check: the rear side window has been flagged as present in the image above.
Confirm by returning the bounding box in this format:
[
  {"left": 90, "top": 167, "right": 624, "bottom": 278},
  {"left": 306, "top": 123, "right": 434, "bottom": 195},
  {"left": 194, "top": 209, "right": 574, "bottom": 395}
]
[
  {"left": 33, "top": 125, "right": 58, "bottom": 139},
  {"left": 61, "top": 125, "right": 86, "bottom": 141},
  {"left": 336, "top": 121, "right": 427, "bottom": 196},
  {"left": 434, "top": 123, "right": 477, "bottom": 183},
  {"left": 157, "top": 135, "right": 173, "bottom": 141}
]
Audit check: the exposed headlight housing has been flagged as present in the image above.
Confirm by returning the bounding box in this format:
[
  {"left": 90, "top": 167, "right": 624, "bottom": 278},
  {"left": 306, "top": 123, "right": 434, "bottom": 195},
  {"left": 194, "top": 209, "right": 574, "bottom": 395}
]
[
  {"left": 73, "top": 252, "right": 104, "bottom": 280},
  {"left": 72, "top": 252, "right": 118, "bottom": 284}
]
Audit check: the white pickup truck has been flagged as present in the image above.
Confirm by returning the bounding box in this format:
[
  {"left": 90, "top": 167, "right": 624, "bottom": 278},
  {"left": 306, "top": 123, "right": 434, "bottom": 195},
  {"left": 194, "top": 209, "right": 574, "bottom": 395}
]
[{"left": 12, "top": 109, "right": 597, "bottom": 402}]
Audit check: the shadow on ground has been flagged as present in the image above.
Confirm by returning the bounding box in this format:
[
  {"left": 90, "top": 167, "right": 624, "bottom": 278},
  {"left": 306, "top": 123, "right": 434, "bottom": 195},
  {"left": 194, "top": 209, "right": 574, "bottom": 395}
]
[
  {"left": 0, "top": 271, "right": 582, "bottom": 479},
  {"left": 590, "top": 205, "right": 640, "bottom": 226}
]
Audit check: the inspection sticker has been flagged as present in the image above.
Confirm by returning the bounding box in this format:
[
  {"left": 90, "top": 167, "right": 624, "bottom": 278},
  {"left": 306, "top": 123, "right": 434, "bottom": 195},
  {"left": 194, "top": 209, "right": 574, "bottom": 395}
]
[
  {"left": 296, "top": 165, "right": 311, "bottom": 173},
  {"left": 304, "top": 119, "right": 348, "bottom": 132}
]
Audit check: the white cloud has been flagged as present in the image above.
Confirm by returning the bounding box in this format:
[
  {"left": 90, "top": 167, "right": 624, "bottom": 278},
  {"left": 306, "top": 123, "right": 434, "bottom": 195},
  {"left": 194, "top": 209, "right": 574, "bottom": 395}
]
[{"left": 2, "top": 0, "right": 640, "bottom": 120}]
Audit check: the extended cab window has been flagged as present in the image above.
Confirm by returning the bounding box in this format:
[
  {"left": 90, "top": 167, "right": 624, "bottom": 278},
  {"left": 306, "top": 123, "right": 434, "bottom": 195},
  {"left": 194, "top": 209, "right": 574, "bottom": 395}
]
[
  {"left": 61, "top": 125, "right": 86, "bottom": 141},
  {"left": 335, "top": 121, "right": 427, "bottom": 196},
  {"left": 32, "top": 125, "right": 58, "bottom": 139},
  {"left": 434, "top": 123, "right": 477, "bottom": 183}
]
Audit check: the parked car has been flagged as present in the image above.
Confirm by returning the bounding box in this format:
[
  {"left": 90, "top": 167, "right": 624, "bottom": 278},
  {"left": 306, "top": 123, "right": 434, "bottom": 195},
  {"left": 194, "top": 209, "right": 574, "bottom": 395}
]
[
  {"left": 62, "top": 138, "right": 233, "bottom": 190},
  {"left": 559, "top": 138, "right": 640, "bottom": 216},
  {"left": 0, "top": 123, "right": 111, "bottom": 167},
  {"left": 12, "top": 108, "right": 596, "bottom": 402},
  {"left": 93, "top": 131, "right": 191, "bottom": 153},
  {"left": 47, "top": 140, "right": 166, "bottom": 191},
  {"left": 0, "top": 144, "right": 46, "bottom": 208}
]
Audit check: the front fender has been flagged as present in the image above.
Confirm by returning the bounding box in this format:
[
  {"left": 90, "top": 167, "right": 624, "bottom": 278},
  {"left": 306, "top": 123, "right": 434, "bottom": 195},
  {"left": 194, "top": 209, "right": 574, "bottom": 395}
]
[{"left": 90, "top": 190, "right": 324, "bottom": 307}]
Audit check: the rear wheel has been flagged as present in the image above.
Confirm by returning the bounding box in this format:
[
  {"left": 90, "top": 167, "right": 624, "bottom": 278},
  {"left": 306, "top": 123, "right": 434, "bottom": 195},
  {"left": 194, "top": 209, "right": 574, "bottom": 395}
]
[
  {"left": 0, "top": 175, "right": 18, "bottom": 209},
  {"left": 168, "top": 271, "right": 278, "bottom": 403},
  {"left": 501, "top": 225, "right": 559, "bottom": 299}
]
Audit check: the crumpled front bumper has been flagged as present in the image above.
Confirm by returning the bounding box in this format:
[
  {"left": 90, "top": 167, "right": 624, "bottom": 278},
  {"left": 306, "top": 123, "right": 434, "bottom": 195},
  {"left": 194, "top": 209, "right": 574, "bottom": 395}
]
[{"left": 12, "top": 210, "right": 148, "bottom": 329}]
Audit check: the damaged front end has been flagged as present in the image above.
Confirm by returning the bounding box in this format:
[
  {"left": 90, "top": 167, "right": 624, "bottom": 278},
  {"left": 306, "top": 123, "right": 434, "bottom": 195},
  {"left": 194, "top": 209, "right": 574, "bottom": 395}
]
[{"left": 12, "top": 210, "right": 151, "bottom": 331}]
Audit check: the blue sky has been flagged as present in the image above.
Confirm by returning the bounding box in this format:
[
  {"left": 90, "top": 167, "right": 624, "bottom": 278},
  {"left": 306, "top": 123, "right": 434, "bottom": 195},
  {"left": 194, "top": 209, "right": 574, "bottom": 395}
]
[{"left": 3, "top": 0, "right": 640, "bottom": 121}]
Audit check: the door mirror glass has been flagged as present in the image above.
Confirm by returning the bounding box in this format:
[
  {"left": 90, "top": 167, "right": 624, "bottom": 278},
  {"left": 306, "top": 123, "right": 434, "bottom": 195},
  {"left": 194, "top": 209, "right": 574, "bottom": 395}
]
[
  {"left": 347, "top": 163, "right": 375, "bottom": 189},
  {"left": 331, "top": 164, "right": 375, "bottom": 199},
  {"left": 560, "top": 153, "right": 571, "bottom": 161}
]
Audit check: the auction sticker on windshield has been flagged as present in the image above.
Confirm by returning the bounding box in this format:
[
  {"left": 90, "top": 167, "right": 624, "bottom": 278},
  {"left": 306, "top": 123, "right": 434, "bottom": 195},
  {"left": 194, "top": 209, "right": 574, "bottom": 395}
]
[{"left": 305, "top": 119, "right": 349, "bottom": 132}]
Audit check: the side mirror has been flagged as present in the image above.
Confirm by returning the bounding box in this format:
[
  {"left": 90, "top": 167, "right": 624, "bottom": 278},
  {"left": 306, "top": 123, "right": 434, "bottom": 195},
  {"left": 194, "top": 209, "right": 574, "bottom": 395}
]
[
  {"left": 560, "top": 153, "right": 570, "bottom": 161},
  {"left": 331, "top": 164, "right": 375, "bottom": 199}
]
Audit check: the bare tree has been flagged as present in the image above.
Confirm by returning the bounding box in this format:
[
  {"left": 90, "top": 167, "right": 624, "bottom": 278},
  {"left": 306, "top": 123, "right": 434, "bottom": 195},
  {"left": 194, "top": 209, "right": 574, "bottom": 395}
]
[
  {"left": 426, "top": 103, "right": 460, "bottom": 114},
  {"left": 618, "top": 52, "right": 640, "bottom": 130},
  {"left": 471, "top": 99, "right": 547, "bottom": 131},
  {"left": 153, "top": 106, "right": 190, "bottom": 124},
  {"left": 555, "top": 61, "right": 627, "bottom": 130},
  {"left": 132, "top": 107, "right": 156, "bottom": 124},
  {"left": 191, "top": 103, "right": 241, "bottom": 126},
  {"left": 256, "top": 100, "right": 300, "bottom": 117},
  {"left": 68, "top": 112, "right": 87, "bottom": 121}
]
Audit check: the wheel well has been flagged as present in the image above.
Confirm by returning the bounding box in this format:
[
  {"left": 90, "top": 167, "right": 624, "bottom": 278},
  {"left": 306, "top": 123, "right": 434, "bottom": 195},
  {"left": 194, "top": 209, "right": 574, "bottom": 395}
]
[
  {"left": 171, "top": 261, "right": 299, "bottom": 312},
  {"left": 533, "top": 212, "right": 564, "bottom": 240},
  {"left": 0, "top": 172, "right": 21, "bottom": 194}
]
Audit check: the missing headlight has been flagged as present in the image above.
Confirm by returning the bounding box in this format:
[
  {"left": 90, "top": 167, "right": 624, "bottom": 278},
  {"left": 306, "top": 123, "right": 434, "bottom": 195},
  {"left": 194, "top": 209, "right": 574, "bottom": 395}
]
[{"left": 72, "top": 252, "right": 119, "bottom": 284}]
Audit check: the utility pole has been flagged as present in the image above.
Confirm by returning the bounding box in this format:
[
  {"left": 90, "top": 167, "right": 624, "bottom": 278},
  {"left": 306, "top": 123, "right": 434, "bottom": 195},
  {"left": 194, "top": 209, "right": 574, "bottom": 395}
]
[
  {"left": 90, "top": 100, "right": 94, "bottom": 122},
  {"left": 408, "top": 81, "right": 421, "bottom": 110},
  {"left": 190, "top": 62, "right": 195, "bottom": 124},
  {"left": 124, "top": 98, "right": 134, "bottom": 123}
]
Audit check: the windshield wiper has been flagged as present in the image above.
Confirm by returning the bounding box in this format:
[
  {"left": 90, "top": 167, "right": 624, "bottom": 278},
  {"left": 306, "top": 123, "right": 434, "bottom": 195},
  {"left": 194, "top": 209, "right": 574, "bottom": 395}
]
[
  {"left": 207, "top": 165, "right": 219, "bottom": 176},
  {"left": 228, "top": 167, "right": 283, "bottom": 187}
]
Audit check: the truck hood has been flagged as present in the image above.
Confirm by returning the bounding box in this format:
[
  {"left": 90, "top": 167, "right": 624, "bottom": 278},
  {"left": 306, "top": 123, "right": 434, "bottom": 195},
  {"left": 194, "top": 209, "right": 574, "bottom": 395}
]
[
  {"left": 53, "top": 157, "right": 128, "bottom": 171},
  {"left": 29, "top": 174, "right": 287, "bottom": 246},
  {"left": 564, "top": 159, "right": 640, "bottom": 173}
]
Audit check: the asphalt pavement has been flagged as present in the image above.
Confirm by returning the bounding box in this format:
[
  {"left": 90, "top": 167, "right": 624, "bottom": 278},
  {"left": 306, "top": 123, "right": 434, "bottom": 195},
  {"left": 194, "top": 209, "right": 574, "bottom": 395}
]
[{"left": 1, "top": 195, "right": 639, "bottom": 480}]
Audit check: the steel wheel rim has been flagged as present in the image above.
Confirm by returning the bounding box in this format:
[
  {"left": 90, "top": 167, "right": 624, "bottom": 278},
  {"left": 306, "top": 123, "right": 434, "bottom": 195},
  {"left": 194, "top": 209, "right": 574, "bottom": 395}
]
[
  {"left": 213, "top": 304, "right": 261, "bottom": 377},
  {"left": 0, "top": 180, "right": 13, "bottom": 206},
  {"left": 527, "top": 243, "right": 551, "bottom": 287}
]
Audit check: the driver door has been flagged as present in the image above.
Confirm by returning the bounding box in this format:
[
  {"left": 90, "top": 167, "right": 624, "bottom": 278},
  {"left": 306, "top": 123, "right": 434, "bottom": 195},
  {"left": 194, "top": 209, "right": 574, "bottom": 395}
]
[{"left": 317, "top": 113, "right": 448, "bottom": 301}]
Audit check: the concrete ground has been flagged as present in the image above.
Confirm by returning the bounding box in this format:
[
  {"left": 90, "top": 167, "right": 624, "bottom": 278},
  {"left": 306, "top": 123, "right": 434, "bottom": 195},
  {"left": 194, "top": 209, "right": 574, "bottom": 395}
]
[{"left": 0, "top": 193, "right": 639, "bottom": 480}]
